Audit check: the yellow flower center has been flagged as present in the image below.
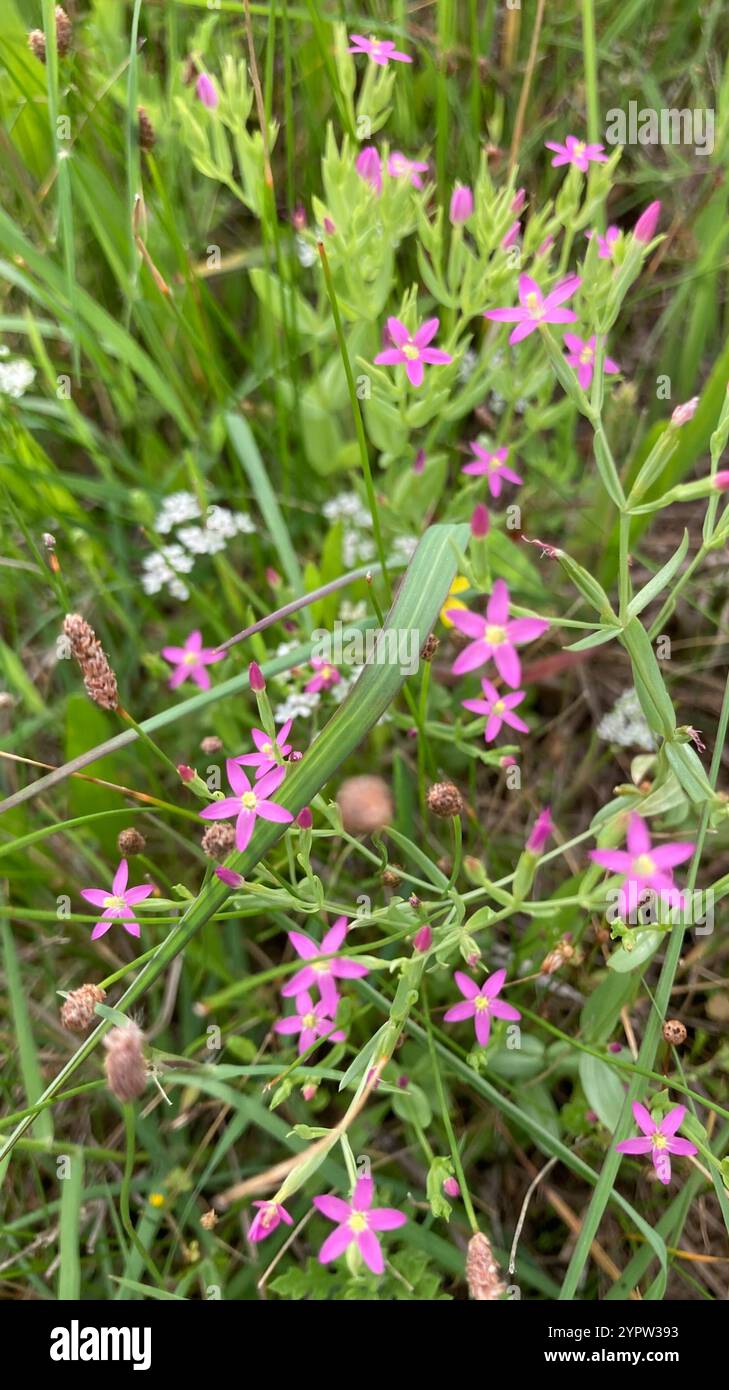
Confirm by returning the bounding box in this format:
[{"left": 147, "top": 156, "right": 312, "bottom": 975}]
[
  {"left": 320, "top": 665, "right": 333, "bottom": 680},
  {"left": 525, "top": 292, "right": 544, "bottom": 318},
  {"left": 633, "top": 853, "right": 655, "bottom": 877},
  {"left": 103, "top": 894, "right": 125, "bottom": 910},
  {"left": 262, "top": 742, "right": 274, "bottom": 755},
  {"left": 241, "top": 792, "right": 258, "bottom": 810},
  {"left": 261, "top": 1204, "right": 278, "bottom": 1228},
  {"left": 348, "top": 1212, "right": 368, "bottom": 1233},
  {"left": 574, "top": 142, "right": 586, "bottom": 156},
  {"left": 485, "top": 625, "right": 506, "bottom": 646},
  {"left": 402, "top": 343, "right": 420, "bottom": 360},
  {"left": 474, "top": 995, "right": 490, "bottom": 1011},
  {"left": 653, "top": 1134, "right": 667, "bottom": 1149},
  {"left": 493, "top": 700, "right": 505, "bottom": 714},
  {"left": 302, "top": 1012, "right": 317, "bottom": 1029},
  {"left": 183, "top": 651, "right": 199, "bottom": 665},
  {"left": 579, "top": 345, "right": 594, "bottom": 364}
]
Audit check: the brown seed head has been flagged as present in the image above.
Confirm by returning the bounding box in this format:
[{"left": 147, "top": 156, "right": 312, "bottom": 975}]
[
  {"left": 540, "top": 937, "right": 576, "bottom": 976},
  {"left": 427, "top": 782, "right": 463, "bottom": 818},
  {"left": 200, "top": 1209, "right": 218, "bottom": 1230},
  {"left": 200, "top": 735, "right": 223, "bottom": 754},
  {"left": 63, "top": 613, "right": 119, "bottom": 711},
  {"left": 60, "top": 983, "right": 106, "bottom": 1034},
  {"left": 201, "top": 823, "right": 237, "bottom": 859},
  {"left": 28, "top": 29, "right": 46, "bottom": 61},
  {"left": 117, "top": 827, "right": 146, "bottom": 856},
  {"left": 55, "top": 7, "right": 72, "bottom": 56},
  {"left": 466, "top": 1231, "right": 506, "bottom": 1301},
  {"left": 103, "top": 1022, "right": 147, "bottom": 1102},
  {"left": 382, "top": 866, "right": 401, "bottom": 887},
  {"left": 662, "top": 1018, "right": 687, "bottom": 1047},
  {"left": 137, "top": 106, "right": 156, "bottom": 151},
  {"left": 420, "top": 633, "right": 439, "bottom": 662},
  {"left": 337, "top": 775, "right": 393, "bottom": 836}
]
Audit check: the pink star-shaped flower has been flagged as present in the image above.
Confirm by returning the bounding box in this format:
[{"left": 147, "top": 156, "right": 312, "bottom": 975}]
[
  {"left": 199, "top": 760, "right": 293, "bottom": 852},
  {"left": 590, "top": 812, "right": 694, "bottom": 918},
  {"left": 274, "top": 990, "right": 346, "bottom": 1054},
  {"left": 233, "top": 719, "right": 293, "bottom": 780},
  {"left": 305, "top": 658, "right": 341, "bottom": 694},
  {"left": 80, "top": 858, "right": 153, "bottom": 941},
  {"left": 347, "top": 34, "right": 412, "bottom": 65},
  {"left": 545, "top": 135, "right": 607, "bottom": 172},
  {"left": 586, "top": 225, "right": 619, "bottom": 260},
  {"left": 485, "top": 274, "right": 581, "bottom": 345},
  {"left": 444, "top": 968, "right": 521, "bottom": 1047},
  {"left": 374, "top": 316, "right": 452, "bottom": 388},
  {"left": 461, "top": 444, "right": 523, "bottom": 498},
  {"left": 281, "top": 917, "right": 369, "bottom": 1013},
  {"left": 161, "top": 630, "right": 225, "bottom": 691},
  {"left": 462, "top": 678, "right": 529, "bottom": 742},
  {"left": 563, "top": 333, "right": 620, "bottom": 391},
  {"left": 447, "top": 579, "right": 549, "bottom": 687},
  {"left": 249, "top": 1201, "right": 293, "bottom": 1242},
  {"left": 615, "top": 1102, "right": 697, "bottom": 1185},
  {"left": 314, "top": 1177, "right": 407, "bottom": 1274},
  {"left": 387, "top": 150, "right": 429, "bottom": 188}
]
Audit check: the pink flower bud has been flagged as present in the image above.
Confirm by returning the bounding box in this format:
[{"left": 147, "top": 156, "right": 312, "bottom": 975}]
[
  {"left": 443, "top": 1176, "right": 461, "bottom": 1198},
  {"left": 292, "top": 205, "right": 307, "bottom": 231},
  {"left": 470, "top": 502, "right": 490, "bottom": 538},
  {"left": 322, "top": 216, "right": 336, "bottom": 235},
  {"left": 265, "top": 567, "right": 281, "bottom": 588},
  {"left": 413, "top": 924, "right": 432, "bottom": 952},
  {"left": 196, "top": 73, "right": 218, "bottom": 110},
  {"left": 526, "top": 806, "right": 553, "bottom": 854},
  {"left": 248, "top": 661, "right": 266, "bottom": 692},
  {"left": 511, "top": 187, "right": 526, "bottom": 214},
  {"left": 500, "top": 755, "right": 517, "bottom": 768},
  {"left": 297, "top": 807, "right": 313, "bottom": 829},
  {"left": 501, "top": 220, "right": 520, "bottom": 249},
  {"left": 215, "top": 866, "right": 245, "bottom": 888},
  {"left": 449, "top": 183, "right": 474, "bottom": 225},
  {"left": 413, "top": 448, "right": 426, "bottom": 474},
  {"left": 397, "top": 1073, "right": 409, "bottom": 1089},
  {"left": 713, "top": 470, "right": 729, "bottom": 490},
  {"left": 177, "top": 764, "right": 195, "bottom": 783},
  {"left": 671, "top": 396, "right": 699, "bottom": 427},
  {"left": 302, "top": 1083, "right": 317, "bottom": 1101},
  {"left": 633, "top": 199, "right": 661, "bottom": 243},
  {"left": 355, "top": 145, "right": 382, "bottom": 194}
]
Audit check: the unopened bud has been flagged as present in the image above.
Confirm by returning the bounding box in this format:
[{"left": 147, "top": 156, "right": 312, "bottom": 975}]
[
  {"left": 412, "top": 924, "right": 432, "bottom": 952},
  {"left": 248, "top": 661, "right": 266, "bottom": 692}
]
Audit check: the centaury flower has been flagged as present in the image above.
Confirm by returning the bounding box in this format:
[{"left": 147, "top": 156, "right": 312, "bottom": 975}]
[
  {"left": 563, "top": 333, "right": 620, "bottom": 391},
  {"left": 274, "top": 990, "right": 345, "bottom": 1054},
  {"left": 80, "top": 859, "right": 153, "bottom": 941},
  {"left": 249, "top": 1201, "right": 293, "bottom": 1242},
  {"left": 387, "top": 151, "right": 428, "bottom": 188},
  {"left": 586, "top": 225, "right": 619, "bottom": 260},
  {"left": 447, "top": 579, "right": 549, "bottom": 686},
  {"left": 462, "top": 678, "right": 529, "bottom": 742},
  {"left": 355, "top": 145, "right": 382, "bottom": 194},
  {"left": 314, "top": 1177, "right": 407, "bottom": 1274},
  {"left": 233, "top": 719, "right": 293, "bottom": 780},
  {"left": 305, "top": 658, "right": 341, "bottom": 693},
  {"left": 347, "top": 34, "right": 412, "bottom": 65},
  {"left": 615, "top": 1102, "right": 697, "bottom": 1184},
  {"left": 545, "top": 135, "right": 607, "bottom": 172},
  {"left": 485, "top": 274, "right": 581, "bottom": 345},
  {"left": 444, "top": 968, "right": 521, "bottom": 1047},
  {"left": 281, "top": 917, "right": 368, "bottom": 1012},
  {"left": 461, "top": 444, "right": 523, "bottom": 498},
  {"left": 590, "top": 812, "right": 694, "bottom": 917},
  {"left": 161, "top": 630, "right": 225, "bottom": 691},
  {"left": 374, "top": 316, "right": 452, "bottom": 388},
  {"left": 199, "top": 760, "right": 293, "bottom": 852}
]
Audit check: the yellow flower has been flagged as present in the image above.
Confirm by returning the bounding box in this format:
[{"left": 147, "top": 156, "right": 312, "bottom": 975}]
[
  {"left": 440, "top": 575, "right": 469, "bottom": 628},
  {"left": 149, "top": 1192, "right": 166, "bottom": 1208}
]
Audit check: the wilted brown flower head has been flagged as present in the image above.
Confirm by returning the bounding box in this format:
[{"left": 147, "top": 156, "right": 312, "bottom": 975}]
[
  {"left": 63, "top": 613, "right": 119, "bottom": 711},
  {"left": 201, "top": 823, "right": 236, "bottom": 859},
  {"left": 662, "top": 1018, "right": 687, "bottom": 1046},
  {"left": 200, "top": 735, "right": 223, "bottom": 755},
  {"left": 103, "top": 1021, "right": 147, "bottom": 1102},
  {"left": 137, "top": 106, "right": 156, "bottom": 151},
  {"left": 420, "top": 633, "right": 439, "bottom": 662},
  {"left": 540, "top": 936, "right": 576, "bottom": 976},
  {"left": 60, "top": 983, "right": 106, "bottom": 1034},
  {"left": 337, "top": 775, "right": 393, "bottom": 836},
  {"left": 28, "top": 7, "right": 72, "bottom": 63},
  {"left": 427, "top": 782, "right": 463, "bottom": 818},
  {"left": 466, "top": 1232, "right": 506, "bottom": 1301},
  {"left": 200, "top": 1209, "right": 218, "bottom": 1231},
  {"left": 117, "top": 827, "right": 146, "bottom": 856}
]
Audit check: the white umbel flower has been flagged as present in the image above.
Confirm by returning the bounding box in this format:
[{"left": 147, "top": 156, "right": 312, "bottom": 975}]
[{"left": 597, "top": 688, "right": 656, "bottom": 752}]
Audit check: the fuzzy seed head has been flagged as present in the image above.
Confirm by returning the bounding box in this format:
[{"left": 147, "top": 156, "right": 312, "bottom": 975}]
[
  {"left": 337, "top": 775, "right": 393, "bottom": 836},
  {"left": 466, "top": 1232, "right": 506, "bottom": 1301},
  {"left": 662, "top": 1018, "right": 687, "bottom": 1046},
  {"left": 103, "top": 1022, "right": 147, "bottom": 1102},
  {"left": 117, "top": 827, "right": 146, "bottom": 856},
  {"left": 427, "top": 782, "right": 463, "bottom": 818},
  {"left": 201, "top": 823, "right": 236, "bottom": 859},
  {"left": 137, "top": 106, "right": 156, "bottom": 151},
  {"left": 200, "top": 735, "right": 223, "bottom": 754},
  {"left": 60, "top": 983, "right": 106, "bottom": 1034},
  {"left": 63, "top": 613, "right": 119, "bottom": 711}
]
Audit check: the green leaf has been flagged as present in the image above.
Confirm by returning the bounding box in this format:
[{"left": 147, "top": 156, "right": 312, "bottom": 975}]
[
  {"left": 578, "top": 1053, "right": 626, "bottom": 1130},
  {"left": 607, "top": 928, "right": 664, "bottom": 973},
  {"left": 566, "top": 626, "right": 621, "bottom": 652},
  {"left": 627, "top": 530, "right": 689, "bottom": 620},
  {"left": 226, "top": 411, "right": 304, "bottom": 596}
]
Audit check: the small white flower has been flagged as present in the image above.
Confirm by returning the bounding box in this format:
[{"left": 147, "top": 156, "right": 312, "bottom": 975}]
[
  {"left": 323, "top": 491, "right": 372, "bottom": 529},
  {"left": 234, "top": 512, "right": 255, "bottom": 534},
  {"left": 274, "top": 690, "right": 321, "bottom": 721},
  {"left": 340, "top": 599, "right": 367, "bottom": 622},
  {"left": 155, "top": 492, "right": 201, "bottom": 533},
  {"left": 0, "top": 359, "right": 36, "bottom": 398},
  {"left": 177, "top": 525, "right": 212, "bottom": 554},
  {"left": 457, "top": 348, "right": 477, "bottom": 383},
  {"left": 390, "top": 535, "right": 417, "bottom": 561},
  {"left": 295, "top": 235, "right": 317, "bottom": 268},
  {"left": 343, "top": 528, "right": 375, "bottom": 567},
  {"left": 597, "top": 688, "right": 656, "bottom": 752}
]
